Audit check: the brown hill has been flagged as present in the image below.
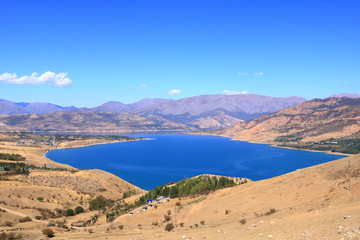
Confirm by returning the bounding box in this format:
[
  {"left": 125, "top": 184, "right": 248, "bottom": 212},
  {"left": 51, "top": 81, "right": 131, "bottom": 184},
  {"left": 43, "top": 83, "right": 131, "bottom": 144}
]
[
  {"left": 23, "top": 169, "right": 143, "bottom": 200},
  {"left": 0, "top": 111, "right": 192, "bottom": 132},
  {"left": 1, "top": 132, "right": 359, "bottom": 239},
  {"left": 34, "top": 154, "right": 359, "bottom": 240},
  {"left": 222, "top": 97, "right": 360, "bottom": 143}
]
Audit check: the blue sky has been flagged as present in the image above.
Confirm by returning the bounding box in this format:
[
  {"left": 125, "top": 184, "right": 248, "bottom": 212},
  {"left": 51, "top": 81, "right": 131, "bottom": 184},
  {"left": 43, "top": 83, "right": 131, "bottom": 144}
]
[{"left": 0, "top": 0, "right": 359, "bottom": 107}]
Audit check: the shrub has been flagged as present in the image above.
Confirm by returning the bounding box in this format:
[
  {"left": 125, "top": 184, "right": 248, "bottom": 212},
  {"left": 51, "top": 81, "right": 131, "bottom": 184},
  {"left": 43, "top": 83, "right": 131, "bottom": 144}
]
[
  {"left": 54, "top": 208, "right": 64, "bottom": 216},
  {"left": 1, "top": 232, "right": 22, "bottom": 240},
  {"left": 152, "top": 221, "right": 159, "bottom": 226},
  {"left": 239, "top": 218, "right": 247, "bottom": 225},
  {"left": 74, "top": 206, "right": 84, "bottom": 215},
  {"left": 37, "top": 197, "right": 43, "bottom": 202},
  {"left": 64, "top": 208, "right": 75, "bottom": 216},
  {"left": 0, "top": 232, "right": 6, "bottom": 240},
  {"left": 106, "top": 212, "right": 116, "bottom": 222},
  {"left": 4, "top": 221, "right": 13, "bottom": 227},
  {"left": 35, "top": 216, "right": 42, "bottom": 220},
  {"left": 179, "top": 222, "right": 184, "bottom": 227},
  {"left": 265, "top": 208, "right": 276, "bottom": 216},
  {"left": 19, "top": 216, "right": 32, "bottom": 222},
  {"left": 164, "top": 214, "right": 171, "bottom": 222},
  {"left": 165, "top": 223, "right": 175, "bottom": 232},
  {"left": 200, "top": 220, "right": 205, "bottom": 225},
  {"left": 42, "top": 228, "right": 54, "bottom": 238},
  {"left": 47, "top": 221, "right": 56, "bottom": 227},
  {"left": 118, "top": 225, "right": 124, "bottom": 230},
  {"left": 55, "top": 220, "right": 67, "bottom": 229},
  {"left": 225, "top": 209, "right": 231, "bottom": 215},
  {"left": 167, "top": 210, "right": 171, "bottom": 215},
  {"left": 89, "top": 196, "right": 113, "bottom": 211},
  {"left": 176, "top": 202, "right": 181, "bottom": 207}
]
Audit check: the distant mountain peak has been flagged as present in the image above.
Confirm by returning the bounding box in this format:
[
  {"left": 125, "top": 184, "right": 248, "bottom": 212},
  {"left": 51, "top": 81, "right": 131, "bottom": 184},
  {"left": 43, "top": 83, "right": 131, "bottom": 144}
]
[{"left": 328, "top": 93, "right": 360, "bottom": 98}]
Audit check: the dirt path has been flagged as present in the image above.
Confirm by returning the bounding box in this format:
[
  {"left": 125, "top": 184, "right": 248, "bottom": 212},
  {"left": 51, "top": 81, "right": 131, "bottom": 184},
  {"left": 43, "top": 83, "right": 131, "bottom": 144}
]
[{"left": 0, "top": 205, "right": 48, "bottom": 225}]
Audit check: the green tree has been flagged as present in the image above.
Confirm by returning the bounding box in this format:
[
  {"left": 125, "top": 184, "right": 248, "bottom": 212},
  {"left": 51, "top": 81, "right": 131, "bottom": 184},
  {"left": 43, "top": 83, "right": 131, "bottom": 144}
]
[
  {"left": 74, "top": 206, "right": 84, "bottom": 214},
  {"left": 65, "top": 208, "right": 75, "bottom": 216}
]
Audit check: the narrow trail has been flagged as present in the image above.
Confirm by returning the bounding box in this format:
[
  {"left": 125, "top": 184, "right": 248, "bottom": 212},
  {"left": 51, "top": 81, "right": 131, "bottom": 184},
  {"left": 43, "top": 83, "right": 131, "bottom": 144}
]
[
  {"left": 0, "top": 204, "right": 122, "bottom": 230},
  {"left": 0, "top": 205, "right": 47, "bottom": 224}
]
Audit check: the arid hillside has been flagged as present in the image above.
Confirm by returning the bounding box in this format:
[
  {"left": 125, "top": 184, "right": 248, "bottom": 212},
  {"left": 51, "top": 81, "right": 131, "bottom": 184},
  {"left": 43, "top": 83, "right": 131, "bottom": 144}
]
[
  {"left": 2, "top": 154, "right": 355, "bottom": 240},
  {"left": 222, "top": 97, "right": 360, "bottom": 144},
  {"left": 0, "top": 134, "right": 144, "bottom": 239},
  {"left": 51, "top": 154, "right": 360, "bottom": 240},
  {"left": 1, "top": 131, "right": 360, "bottom": 239}
]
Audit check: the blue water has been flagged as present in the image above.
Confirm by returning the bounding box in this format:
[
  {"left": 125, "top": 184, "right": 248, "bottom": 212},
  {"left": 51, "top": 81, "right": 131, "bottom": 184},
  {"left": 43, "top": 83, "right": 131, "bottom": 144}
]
[{"left": 46, "top": 134, "right": 345, "bottom": 190}]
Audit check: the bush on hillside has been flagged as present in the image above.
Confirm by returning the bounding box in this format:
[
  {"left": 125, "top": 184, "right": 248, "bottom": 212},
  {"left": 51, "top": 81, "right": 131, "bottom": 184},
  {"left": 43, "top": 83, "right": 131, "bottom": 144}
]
[
  {"left": 89, "top": 196, "right": 114, "bottom": 211},
  {"left": 64, "top": 208, "right": 75, "bottom": 216},
  {"left": 42, "top": 228, "right": 54, "bottom": 238},
  {"left": 74, "top": 206, "right": 84, "bottom": 214},
  {"left": 165, "top": 223, "right": 175, "bottom": 232}
]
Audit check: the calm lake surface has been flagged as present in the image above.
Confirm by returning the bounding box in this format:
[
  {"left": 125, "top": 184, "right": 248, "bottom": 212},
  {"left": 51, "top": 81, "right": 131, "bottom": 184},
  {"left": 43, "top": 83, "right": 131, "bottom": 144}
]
[{"left": 46, "top": 134, "right": 345, "bottom": 190}]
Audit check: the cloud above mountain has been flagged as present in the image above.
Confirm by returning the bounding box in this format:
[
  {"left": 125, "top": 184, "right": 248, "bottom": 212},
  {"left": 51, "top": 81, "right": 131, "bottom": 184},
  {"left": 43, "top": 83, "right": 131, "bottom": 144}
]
[
  {"left": 168, "top": 89, "right": 181, "bottom": 95},
  {"left": 223, "top": 90, "right": 249, "bottom": 95},
  {"left": 0, "top": 71, "right": 72, "bottom": 87}
]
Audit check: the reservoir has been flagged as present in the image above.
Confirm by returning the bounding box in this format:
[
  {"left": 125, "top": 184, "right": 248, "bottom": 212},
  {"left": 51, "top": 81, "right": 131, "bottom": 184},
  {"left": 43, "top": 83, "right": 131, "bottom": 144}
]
[{"left": 46, "top": 134, "right": 345, "bottom": 190}]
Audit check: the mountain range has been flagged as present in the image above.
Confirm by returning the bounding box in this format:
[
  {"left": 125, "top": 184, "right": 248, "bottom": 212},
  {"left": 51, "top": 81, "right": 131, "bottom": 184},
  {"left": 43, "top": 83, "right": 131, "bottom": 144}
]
[
  {"left": 0, "top": 94, "right": 308, "bottom": 131},
  {"left": 222, "top": 97, "right": 360, "bottom": 143}
]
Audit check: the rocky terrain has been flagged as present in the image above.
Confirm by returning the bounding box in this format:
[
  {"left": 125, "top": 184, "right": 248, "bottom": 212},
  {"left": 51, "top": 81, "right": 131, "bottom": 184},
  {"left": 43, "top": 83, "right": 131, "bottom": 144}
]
[
  {"left": 222, "top": 97, "right": 360, "bottom": 145},
  {"left": 0, "top": 94, "right": 306, "bottom": 130}
]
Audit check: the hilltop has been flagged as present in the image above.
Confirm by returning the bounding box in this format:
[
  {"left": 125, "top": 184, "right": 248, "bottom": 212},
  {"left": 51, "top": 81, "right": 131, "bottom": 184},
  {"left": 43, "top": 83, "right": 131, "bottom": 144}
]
[{"left": 221, "top": 97, "right": 360, "bottom": 153}]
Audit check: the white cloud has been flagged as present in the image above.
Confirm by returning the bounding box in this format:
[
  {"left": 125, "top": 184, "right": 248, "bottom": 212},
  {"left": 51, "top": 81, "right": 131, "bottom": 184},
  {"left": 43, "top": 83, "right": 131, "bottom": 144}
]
[
  {"left": 0, "top": 71, "right": 72, "bottom": 87},
  {"left": 254, "top": 72, "right": 264, "bottom": 76},
  {"left": 128, "top": 83, "right": 148, "bottom": 89},
  {"left": 167, "top": 89, "right": 181, "bottom": 95},
  {"left": 223, "top": 90, "right": 249, "bottom": 95},
  {"left": 237, "top": 72, "right": 248, "bottom": 76}
]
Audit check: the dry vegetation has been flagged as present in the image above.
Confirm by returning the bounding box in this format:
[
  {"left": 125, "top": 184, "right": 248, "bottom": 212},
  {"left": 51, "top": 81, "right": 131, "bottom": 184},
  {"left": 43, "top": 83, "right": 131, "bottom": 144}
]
[
  {"left": 1, "top": 132, "right": 360, "bottom": 239},
  {"left": 222, "top": 98, "right": 360, "bottom": 152}
]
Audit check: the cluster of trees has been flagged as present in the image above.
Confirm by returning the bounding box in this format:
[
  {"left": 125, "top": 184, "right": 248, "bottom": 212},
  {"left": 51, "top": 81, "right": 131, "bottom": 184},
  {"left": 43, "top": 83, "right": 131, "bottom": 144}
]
[
  {"left": 277, "top": 138, "right": 360, "bottom": 154},
  {"left": 136, "top": 176, "right": 239, "bottom": 205},
  {"left": 64, "top": 206, "right": 85, "bottom": 216},
  {"left": 0, "top": 153, "right": 25, "bottom": 161},
  {"left": 89, "top": 196, "right": 114, "bottom": 211},
  {"left": 0, "top": 162, "right": 31, "bottom": 175},
  {"left": 122, "top": 189, "right": 137, "bottom": 199}
]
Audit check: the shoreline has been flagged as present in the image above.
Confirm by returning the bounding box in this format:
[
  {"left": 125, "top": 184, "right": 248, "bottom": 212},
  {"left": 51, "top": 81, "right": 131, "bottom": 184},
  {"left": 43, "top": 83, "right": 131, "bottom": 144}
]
[
  {"left": 190, "top": 131, "right": 352, "bottom": 156},
  {"left": 40, "top": 132, "right": 350, "bottom": 176},
  {"left": 43, "top": 138, "right": 149, "bottom": 169},
  {"left": 0, "top": 134, "right": 147, "bottom": 171},
  {"left": 269, "top": 143, "right": 350, "bottom": 156}
]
